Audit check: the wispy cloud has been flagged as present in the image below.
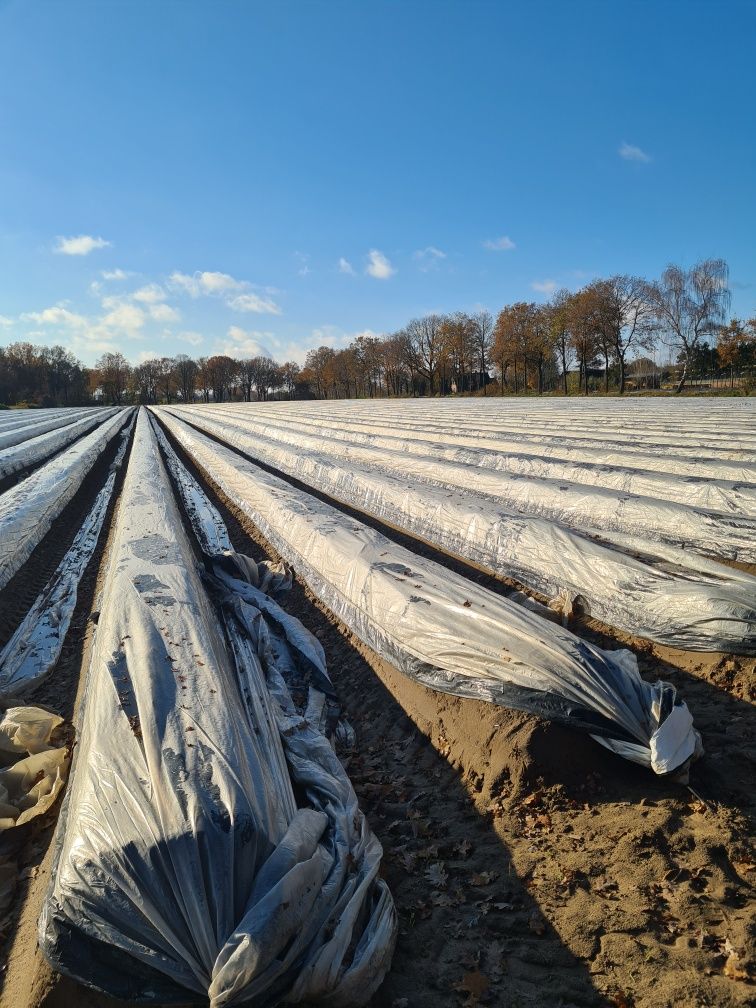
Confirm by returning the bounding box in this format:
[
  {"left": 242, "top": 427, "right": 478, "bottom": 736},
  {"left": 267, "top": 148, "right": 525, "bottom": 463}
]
[
  {"left": 149, "top": 303, "right": 181, "bottom": 322},
  {"left": 619, "top": 141, "right": 651, "bottom": 163},
  {"left": 413, "top": 246, "right": 446, "bottom": 272},
  {"left": 531, "top": 279, "right": 557, "bottom": 294},
  {"left": 176, "top": 330, "right": 204, "bottom": 346},
  {"left": 483, "top": 235, "right": 515, "bottom": 251},
  {"left": 365, "top": 249, "right": 396, "bottom": 279},
  {"left": 217, "top": 325, "right": 276, "bottom": 358},
  {"left": 228, "top": 293, "right": 282, "bottom": 315},
  {"left": 132, "top": 283, "right": 166, "bottom": 304},
  {"left": 168, "top": 269, "right": 282, "bottom": 314},
  {"left": 54, "top": 234, "right": 111, "bottom": 256},
  {"left": 21, "top": 305, "right": 87, "bottom": 327},
  {"left": 0, "top": 315, "right": 12, "bottom": 327},
  {"left": 101, "top": 268, "right": 130, "bottom": 280},
  {"left": 169, "top": 270, "right": 245, "bottom": 297},
  {"left": 294, "top": 252, "right": 311, "bottom": 277},
  {"left": 338, "top": 257, "right": 355, "bottom": 276}
]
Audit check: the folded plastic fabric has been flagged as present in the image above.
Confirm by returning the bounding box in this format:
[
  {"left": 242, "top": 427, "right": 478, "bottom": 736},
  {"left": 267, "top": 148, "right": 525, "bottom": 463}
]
[
  {"left": 163, "top": 408, "right": 756, "bottom": 654},
  {"left": 40, "top": 410, "right": 395, "bottom": 1006},
  {"left": 155, "top": 409, "right": 702, "bottom": 776}
]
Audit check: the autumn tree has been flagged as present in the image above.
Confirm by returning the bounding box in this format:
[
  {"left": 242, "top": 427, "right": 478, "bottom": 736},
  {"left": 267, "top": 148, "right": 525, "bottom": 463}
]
[
  {"left": 718, "top": 318, "right": 756, "bottom": 387},
  {"left": 547, "top": 290, "right": 573, "bottom": 395},
  {"left": 96, "top": 351, "right": 131, "bottom": 404},
  {"left": 567, "top": 290, "right": 602, "bottom": 395}
]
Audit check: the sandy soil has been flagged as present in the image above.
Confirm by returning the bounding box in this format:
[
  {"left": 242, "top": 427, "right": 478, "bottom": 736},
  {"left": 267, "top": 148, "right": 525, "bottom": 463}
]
[{"left": 0, "top": 417, "right": 753, "bottom": 1008}]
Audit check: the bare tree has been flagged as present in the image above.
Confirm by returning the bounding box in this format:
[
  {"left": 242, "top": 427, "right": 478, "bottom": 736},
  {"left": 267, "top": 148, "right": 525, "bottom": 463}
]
[
  {"left": 547, "top": 290, "right": 573, "bottom": 395},
  {"left": 471, "top": 310, "right": 494, "bottom": 394},
  {"left": 648, "top": 259, "right": 730, "bottom": 393},
  {"left": 405, "top": 315, "right": 443, "bottom": 395},
  {"left": 173, "top": 354, "right": 198, "bottom": 403}
]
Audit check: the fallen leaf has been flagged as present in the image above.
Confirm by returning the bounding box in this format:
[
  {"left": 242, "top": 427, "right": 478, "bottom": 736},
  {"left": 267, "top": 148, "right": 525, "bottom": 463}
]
[
  {"left": 453, "top": 969, "right": 490, "bottom": 1004},
  {"left": 528, "top": 910, "right": 546, "bottom": 935}
]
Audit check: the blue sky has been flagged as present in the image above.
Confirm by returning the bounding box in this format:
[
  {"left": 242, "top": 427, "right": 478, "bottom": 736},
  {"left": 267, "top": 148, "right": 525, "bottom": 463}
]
[{"left": 1, "top": 0, "right": 754, "bottom": 366}]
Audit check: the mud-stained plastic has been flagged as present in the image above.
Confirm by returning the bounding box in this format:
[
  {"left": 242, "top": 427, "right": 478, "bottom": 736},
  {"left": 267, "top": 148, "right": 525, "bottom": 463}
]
[
  {"left": 162, "top": 407, "right": 756, "bottom": 654},
  {"left": 155, "top": 409, "right": 702, "bottom": 776},
  {"left": 39, "top": 410, "right": 395, "bottom": 1007},
  {"left": 0, "top": 417, "right": 135, "bottom": 700},
  {"left": 0, "top": 409, "right": 132, "bottom": 590}
]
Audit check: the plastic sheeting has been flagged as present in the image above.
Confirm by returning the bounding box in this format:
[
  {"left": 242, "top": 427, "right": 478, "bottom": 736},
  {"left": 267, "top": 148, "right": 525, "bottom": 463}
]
[
  {"left": 204, "top": 406, "right": 756, "bottom": 518},
  {"left": 159, "top": 411, "right": 756, "bottom": 654},
  {"left": 0, "top": 408, "right": 102, "bottom": 452},
  {"left": 172, "top": 408, "right": 755, "bottom": 563},
  {"left": 0, "top": 417, "right": 134, "bottom": 700},
  {"left": 0, "top": 409, "right": 131, "bottom": 590},
  {"left": 207, "top": 402, "right": 755, "bottom": 484},
  {"left": 40, "top": 410, "right": 395, "bottom": 1006},
  {"left": 0, "top": 408, "right": 118, "bottom": 481},
  {"left": 0, "top": 708, "right": 70, "bottom": 831},
  {"left": 155, "top": 410, "right": 702, "bottom": 776}
]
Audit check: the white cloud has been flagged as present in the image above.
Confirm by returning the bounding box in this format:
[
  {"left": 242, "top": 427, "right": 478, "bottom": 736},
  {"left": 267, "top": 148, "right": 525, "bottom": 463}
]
[
  {"left": 217, "top": 325, "right": 275, "bottom": 358},
  {"left": 0, "top": 314, "right": 13, "bottom": 326},
  {"left": 101, "top": 268, "right": 130, "bottom": 280},
  {"left": 228, "top": 293, "right": 282, "bottom": 315},
  {"left": 619, "top": 141, "right": 651, "bottom": 163},
  {"left": 150, "top": 303, "right": 181, "bottom": 322},
  {"left": 100, "top": 299, "right": 146, "bottom": 335},
  {"left": 169, "top": 270, "right": 246, "bottom": 297},
  {"left": 132, "top": 283, "right": 166, "bottom": 304},
  {"left": 365, "top": 249, "right": 395, "bottom": 279},
  {"left": 413, "top": 246, "right": 446, "bottom": 272},
  {"left": 20, "top": 305, "right": 87, "bottom": 327},
  {"left": 483, "top": 235, "right": 515, "bottom": 251},
  {"left": 54, "top": 234, "right": 111, "bottom": 256},
  {"left": 531, "top": 279, "right": 557, "bottom": 294},
  {"left": 338, "top": 257, "right": 355, "bottom": 275},
  {"left": 177, "top": 330, "right": 204, "bottom": 346}
]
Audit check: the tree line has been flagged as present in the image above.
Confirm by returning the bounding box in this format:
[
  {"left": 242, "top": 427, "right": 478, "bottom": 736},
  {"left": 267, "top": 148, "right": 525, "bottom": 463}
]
[{"left": 1, "top": 258, "right": 754, "bottom": 407}]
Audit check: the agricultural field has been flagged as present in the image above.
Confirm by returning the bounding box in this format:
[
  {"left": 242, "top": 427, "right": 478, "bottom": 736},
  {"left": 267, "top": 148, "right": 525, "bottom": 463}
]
[{"left": 0, "top": 398, "right": 754, "bottom": 1008}]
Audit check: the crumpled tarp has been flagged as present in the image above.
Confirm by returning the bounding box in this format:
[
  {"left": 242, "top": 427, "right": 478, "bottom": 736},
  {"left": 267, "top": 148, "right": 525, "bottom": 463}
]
[
  {"left": 0, "top": 409, "right": 131, "bottom": 590},
  {"left": 154, "top": 409, "right": 702, "bottom": 776},
  {"left": 163, "top": 408, "right": 756, "bottom": 654},
  {"left": 0, "top": 707, "right": 70, "bottom": 831},
  {"left": 40, "top": 410, "right": 395, "bottom": 1007},
  {"left": 0, "top": 408, "right": 118, "bottom": 480},
  {"left": 0, "top": 417, "right": 135, "bottom": 700}
]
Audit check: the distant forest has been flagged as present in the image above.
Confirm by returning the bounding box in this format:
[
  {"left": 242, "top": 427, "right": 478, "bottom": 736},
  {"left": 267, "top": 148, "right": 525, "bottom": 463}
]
[{"left": 1, "top": 258, "right": 754, "bottom": 407}]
